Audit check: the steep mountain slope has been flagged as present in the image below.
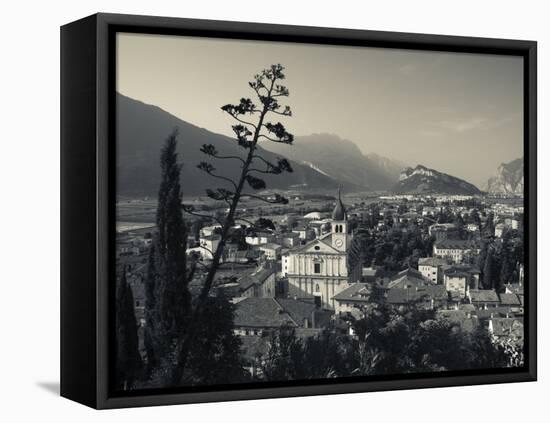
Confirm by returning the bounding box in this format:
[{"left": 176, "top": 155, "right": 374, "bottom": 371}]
[
  {"left": 486, "top": 158, "right": 524, "bottom": 195},
  {"left": 394, "top": 165, "right": 482, "bottom": 195},
  {"left": 116, "top": 94, "right": 356, "bottom": 197},
  {"left": 262, "top": 133, "right": 404, "bottom": 190}
]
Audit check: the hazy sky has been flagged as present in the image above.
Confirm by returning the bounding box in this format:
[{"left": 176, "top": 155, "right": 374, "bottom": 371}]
[{"left": 117, "top": 33, "right": 523, "bottom": 188}]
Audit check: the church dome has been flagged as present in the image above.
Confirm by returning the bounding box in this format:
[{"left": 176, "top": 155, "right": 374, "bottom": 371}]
[{"left": 332, "top": 188, "right": 347, "bottom": 221}]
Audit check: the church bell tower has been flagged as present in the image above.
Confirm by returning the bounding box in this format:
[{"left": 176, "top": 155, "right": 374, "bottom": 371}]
[{"left": 331, "top": 187, "right": 348, "bottom": 252}]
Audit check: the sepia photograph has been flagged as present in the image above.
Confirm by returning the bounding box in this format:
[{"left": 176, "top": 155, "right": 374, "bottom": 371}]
[{"left": 113, "top": 32, "right": 526, "bottom": 392}]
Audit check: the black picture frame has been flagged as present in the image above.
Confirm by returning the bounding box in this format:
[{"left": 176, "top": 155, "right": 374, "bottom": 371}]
[{"left": 61, "top": 12, "right": 537, "bottom": 409}]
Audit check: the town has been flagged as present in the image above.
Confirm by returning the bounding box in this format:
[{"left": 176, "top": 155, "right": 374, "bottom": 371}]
[{"left": 116, "top": 188, "right": 525, "bottom": 380}]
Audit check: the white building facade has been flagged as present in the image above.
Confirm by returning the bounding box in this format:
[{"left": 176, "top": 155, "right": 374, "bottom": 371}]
[{"left": 285, "top": 191, "right": 361, "bottom": 309}]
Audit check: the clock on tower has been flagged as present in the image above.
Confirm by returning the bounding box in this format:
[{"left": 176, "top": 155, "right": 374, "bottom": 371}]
[{"left": 331, "top": 188, "right": 348, "bottom": 252}]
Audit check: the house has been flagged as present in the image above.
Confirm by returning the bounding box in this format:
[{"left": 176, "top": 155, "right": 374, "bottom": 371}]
[
  {"left": 443, "top": 265, "right": 481, "bottom": 298},
  {"left": 281, "top": 252, "right": 290, "bottom": 277},
  {"left": 361, "top": 266, "right": 381, "bottom": 283},
  {"left": 276, "top": 298, "right": 332, "bottom": 329},
  {"left": 332, "top": 283, "right": 372, "bottom": 314},
  {"left": 309, "top": 220, "right": 330, "bottom": 238},
  {"left": 280, "top": 231, "right": 301, "bottom": 248},
  {"left": 233, "top": 298, "right": 294, "bottom": 336},
  {"left": 258, "top": 242, "right": 282, "bottom": 260},
  {"left": 428, "top": 223, "right": 458, "bottom": 241},
  {"left": 469, "top": 289, "right": 500, "bottom": 309},
  {"left": 418, "top": 257, "right": 449, "bottom": 284},
  {"left": 116, "top": 240, "right": 141, "bottom": 258},
  {"left": 504, "top": 283, "right": 524, "bottom": 295},
  {"left": 223, "top": 248, "right": 261, "bottom": 264},
  {"left": 199, "top": 224, "right": 222, "bottom": 237},
  {"left": 387, "top": 267, "right": 433, "bottom": 290},
  {"left": 433, "top": 239, "right": 480, "bottom": 263},
  {"left": 245, "top": 231, "right": 273, "bottom": 246},
  {"left": 233, "top": 297, "right": 331, "bottom": 336},
  {"left": 443, "top": 267, "right": 470, "bottom": 299},
  {"left": 292, "top": 226, "right": 315, "bottom": 241},
  {"left": 198, "top": 234, "right": 220, "bottom": 260},
  {"left": 498, "top": 293, "right": 522, "bottom": 307},
  {"left": 236, "top": 266, "right": 277, "bottom": 298},
  {"left": 505, "top": 217, "right": 521, "bottom": 230},
  {"left": 386, "top": 285, "right": 448, "bottom": 309}
]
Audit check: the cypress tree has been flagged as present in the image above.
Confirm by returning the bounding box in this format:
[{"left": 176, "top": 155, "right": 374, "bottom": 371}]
[
  {"left": 115, "top": 266, "right": 142, "bottom": 389},
  {"left": 484, "top": 212, "right": 495, "bottom": 237},
  {"left": 483, "top": 249, "right": 494, "bottom": 289},
  {"left": 499, "top": 232, "right": 514, "bottom": 290},
  {"left": 144, "top": 242, "right": 160, "bottom": 375},
  {"left": 144, "top": 130, "right": 191, "bottom": 380},
  {"left": 156, "top": 130, "right": 190, "bottom": 337}
]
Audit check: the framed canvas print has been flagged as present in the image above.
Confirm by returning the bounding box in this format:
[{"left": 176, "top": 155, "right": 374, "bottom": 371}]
[{"left": 60, "top": 13, "right": 537, "bottom": 409}]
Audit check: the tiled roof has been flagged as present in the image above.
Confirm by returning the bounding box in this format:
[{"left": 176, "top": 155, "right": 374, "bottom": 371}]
[
  {"left": 333, "top": 283, "right": 371, "bottom": 302},
  {"left": 473, "top": 307, "right": 514, "bottom": 320},
  {"left": 458, "top": 303, "right": 476, "bottom": 312},
  {"left": 237, "top": 267, "right": 276, "bottom": 291},
  {"left": 469, "top": 289, "right": 499, "bottom": 303},
  {"left": 444, "top": 264, "right": 481, "bottom": 277},
  {"left": 504, "top": 283, "right": 524, "bottom": 295},
  {"left": 499, "top": 293, "right": 521, "bottom": 306},
  {"left": 275, "top": 298, "right": 317, "bottom": 325},
  {"left": 233, "top": 297, "right": 327, "bottom": 329},
  {"left": 259, "top": 242, "right": 282, "bottom": 250},
  {"left": 386, "top": 285, "right": 447, "bottom": 304},
  {"left": 435, "top": 239, "right": 480, "bottom": 249},
  {"left": 418, "top": 257, "right": 448, "bottom": 267},
  {"left": 388, "top": 268, "right": 432, "bottom": 289},
  {"left": 234, "top": 298, "right": 295, "bottom": 328}
]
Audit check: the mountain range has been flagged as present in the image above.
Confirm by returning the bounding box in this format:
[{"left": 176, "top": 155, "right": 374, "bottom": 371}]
[
  {"left": 394, "top": 165, "right": 482, "bottom": 195},
  {"left": 262, "top": 133, "right": 405, "bottom": 191},
  {"left": 116, "top": 94, "right": 400, "bottom": 197},
  {"left": 117, "top": 94, "right": 350, "bottom": 197},
  {"left": 117, "top": 94, "right": 500, "bottom": 198},
  {"left": 486, "top": 158, "right": 524, "bottom": 195}
]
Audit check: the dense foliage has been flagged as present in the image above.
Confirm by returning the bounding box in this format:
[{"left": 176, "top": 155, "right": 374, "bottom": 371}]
[
  {"left": 258, "top": 303, "right": 520, "bottom": 381},
  {"left": 115, "top": 267, "right": 142, "bottom": 389}
]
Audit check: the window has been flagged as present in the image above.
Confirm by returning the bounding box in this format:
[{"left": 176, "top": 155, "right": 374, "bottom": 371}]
[
  {"left": 314, "top": 245, "right": 320, "bottom": 251},
  {"left": 314, "top": 263, "right": 321, "bottom": 274}
]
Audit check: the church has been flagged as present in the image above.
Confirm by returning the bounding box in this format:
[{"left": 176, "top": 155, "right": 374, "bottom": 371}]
[{"left": 284, "top": 190, "right": 362, "bottom": 309}]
